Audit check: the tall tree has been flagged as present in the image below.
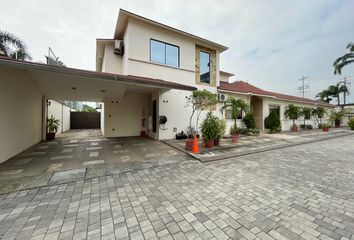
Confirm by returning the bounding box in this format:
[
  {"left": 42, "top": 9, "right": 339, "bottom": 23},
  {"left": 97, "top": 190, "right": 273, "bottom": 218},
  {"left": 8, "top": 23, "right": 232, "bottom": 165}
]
[
  {"left": 333, "top": 42, "right": 354, "bottom": 74},
  {"left": 0, "top": 30, "right": 31, "bottom": 60},
  {"left": 316, "top": 89, "right": 332, "bottom": 103},
  {"left": 328, "top": 82, "right": 349, "bottom": 105}
]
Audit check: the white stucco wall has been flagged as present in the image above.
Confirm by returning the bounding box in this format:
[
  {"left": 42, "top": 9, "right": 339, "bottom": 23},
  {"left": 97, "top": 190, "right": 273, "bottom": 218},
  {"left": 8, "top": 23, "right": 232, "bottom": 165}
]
[
  {"left": 0, "top": 68, "right": 42, "bottom": 164},
  {"left": 100, "top": 103, "right": 105, "bottom": 135},
  {"left": 48, "top": 100, "right": 71, "bottom": 134},
  {"left": 102, "top": 44, "right": 123, "bottom": 74},
  {"left": 103, "top": 92, "right": 149, "bottom": 137}
]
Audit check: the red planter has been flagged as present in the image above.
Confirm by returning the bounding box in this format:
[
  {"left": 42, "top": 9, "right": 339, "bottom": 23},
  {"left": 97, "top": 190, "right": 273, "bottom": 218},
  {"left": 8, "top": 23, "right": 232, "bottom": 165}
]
[
  {"left": 322, "top": 127, "right": 329, "bottom": 132},
  {"left": 291, "top": 126, "right": 299, "bottom": 132},
  {"left": 185, "top": 139, "right": 193, "bottom": 151},
  {"left": 204, "top": 139, "right": 214, "bottom": 148},
  {"left": 231, "top": 135, "right": 240, "bottom": 143},
  {"left": 214, "top": 139, "right": 220, "bottom": 146},
  {"left": 46, "top": 132, "right": 56, "bottom": 140}
]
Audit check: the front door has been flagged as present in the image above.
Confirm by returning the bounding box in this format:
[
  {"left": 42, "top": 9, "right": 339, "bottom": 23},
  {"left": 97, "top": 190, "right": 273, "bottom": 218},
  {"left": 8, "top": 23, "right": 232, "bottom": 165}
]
[{"left": 152, "top": 100, "right": 157, "bottom": 133}]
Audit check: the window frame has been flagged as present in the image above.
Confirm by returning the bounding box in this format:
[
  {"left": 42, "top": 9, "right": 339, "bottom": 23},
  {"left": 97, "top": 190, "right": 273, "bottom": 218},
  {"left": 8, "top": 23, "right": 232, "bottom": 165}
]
[
  {"left": 149, "top": 39, "right": 180, "bottom": 67},
  {"left": 199, "top": 50, "right": 211, "bottom": 84}
]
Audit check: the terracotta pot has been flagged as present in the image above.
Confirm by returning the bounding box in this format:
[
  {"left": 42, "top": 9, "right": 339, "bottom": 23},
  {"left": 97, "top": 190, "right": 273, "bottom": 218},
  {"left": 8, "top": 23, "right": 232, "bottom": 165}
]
[
  {"left": 322, "top": 127, "right": 329, "bottom": 132},
  {"left": 214, "top": 139, "right": 220, "bottom": 146},
  {"left": 231, "top": 135, "right": 240, "bottom": 143},
  {"left": 46, "top": 132, "right": 56, "bottom": 141},
  {"left": 204, "top": 139, "right": 214, "bottom": 148},
  {"left": 291, "top": 126, "right": 299, "bottom": 132},
  {"left": 185, "top": 139, "right": 193, "bottom": 151}
]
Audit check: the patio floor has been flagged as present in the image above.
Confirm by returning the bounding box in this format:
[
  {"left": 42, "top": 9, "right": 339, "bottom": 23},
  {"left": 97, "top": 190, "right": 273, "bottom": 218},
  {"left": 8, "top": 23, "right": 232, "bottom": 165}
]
[{"left": 0, "top": 129, "right": 193, "bottom": 193}]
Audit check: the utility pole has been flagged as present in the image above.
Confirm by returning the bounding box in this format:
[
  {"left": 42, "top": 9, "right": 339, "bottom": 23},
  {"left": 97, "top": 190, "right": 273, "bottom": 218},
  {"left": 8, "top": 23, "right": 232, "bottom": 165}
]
[
  {"left": 340, "top": 76, "right": 351, "bottom": 105},
  {"left": 298, "top": 75, "right": 309, "bottom": 98}
]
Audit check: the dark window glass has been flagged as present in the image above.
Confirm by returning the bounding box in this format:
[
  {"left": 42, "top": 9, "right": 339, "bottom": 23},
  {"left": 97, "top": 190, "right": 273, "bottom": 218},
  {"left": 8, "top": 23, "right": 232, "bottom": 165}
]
[
  {"left": 200, "top": 51, "right": 210, "bottom": 83},
  {"left": 150, "top": 39, "right": 179, "bottom": 67}
]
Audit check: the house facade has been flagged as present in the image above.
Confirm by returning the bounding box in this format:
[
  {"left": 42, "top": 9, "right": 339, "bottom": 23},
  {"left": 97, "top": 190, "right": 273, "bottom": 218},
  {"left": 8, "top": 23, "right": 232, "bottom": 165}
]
[{"left": 96, "top": 9, "right": 334, "bottom": 139}]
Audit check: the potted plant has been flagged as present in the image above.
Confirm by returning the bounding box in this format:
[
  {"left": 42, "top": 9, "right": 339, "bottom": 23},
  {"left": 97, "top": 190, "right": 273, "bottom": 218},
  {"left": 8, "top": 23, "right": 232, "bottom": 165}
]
[
  {"left": 264, "top": 110, "right": 281, "bottom": 133},
  {"left": 176, "top": 131, "right": 188, "bottom": 140},
  {"left": 284, "top": 104, "right": 300, "bottom": 131},
  {"left": 348, "top": 118, "right": 354, "bottom": 130},
  {"left": 330, "top": 110, "right": 344, "bottom": 128},
  {"left": 47, "top": 115, "right": 60, "bottom": 140},
  {"left": 185, "top": 90, "right": 217, "bottom": 149},
  {"left": 322, "top": 123, "right": 330, "bottom": 132},
  {"left": 214, "top": 119, "right": 226, "bottom": 146},
  {"left": 312, "top": 106, "right": 326, "bottom": 128},
  {"left": 222, "top": 98, "right": 249, "bottom": 143},
  {"left": 201, "top": 112, "right": 219, "bottom": 148}
]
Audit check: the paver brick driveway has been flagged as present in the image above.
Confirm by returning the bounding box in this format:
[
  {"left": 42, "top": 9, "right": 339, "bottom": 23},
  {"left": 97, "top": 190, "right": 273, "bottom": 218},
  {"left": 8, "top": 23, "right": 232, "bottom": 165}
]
[{"left": 0, "top": 135, "right": 354, "bottom": 240}]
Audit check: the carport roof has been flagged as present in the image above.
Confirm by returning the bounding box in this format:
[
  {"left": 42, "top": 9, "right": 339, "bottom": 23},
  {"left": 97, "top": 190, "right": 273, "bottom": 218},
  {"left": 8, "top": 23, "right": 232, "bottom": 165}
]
[{"left": 0, "top": 57, "right": 197, "bottom": 92}]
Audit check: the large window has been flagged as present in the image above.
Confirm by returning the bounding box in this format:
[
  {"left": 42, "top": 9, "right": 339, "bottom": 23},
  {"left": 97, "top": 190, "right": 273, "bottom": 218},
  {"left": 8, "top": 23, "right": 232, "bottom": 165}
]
[
  {"left": 200, "top": 51, "right": 210, "bottom": 84},
  {"left": 150, "top": 39, "right": 179, "bottom": 67}
]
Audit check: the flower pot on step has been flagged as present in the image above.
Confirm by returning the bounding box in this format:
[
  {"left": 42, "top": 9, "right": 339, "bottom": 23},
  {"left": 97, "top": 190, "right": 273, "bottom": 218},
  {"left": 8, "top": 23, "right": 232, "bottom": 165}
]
[
  {"left": 231, "top": 135, "right": 240, "bottom": 143},
  {"left": 46, "top": 132, "right": 56, "bottom": 141},
  {"left": 204, "top": 139, "right": 214, "bottom": 148},
  {"left": 185, "top": 139, "right": 194, "bottom": 151}
]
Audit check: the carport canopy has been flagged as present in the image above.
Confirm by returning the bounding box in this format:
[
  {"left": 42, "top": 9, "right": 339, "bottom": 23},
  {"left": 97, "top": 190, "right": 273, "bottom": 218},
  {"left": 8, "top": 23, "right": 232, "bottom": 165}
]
[{"left": 0, "top": 57, "right": 196, "bottom": 101}]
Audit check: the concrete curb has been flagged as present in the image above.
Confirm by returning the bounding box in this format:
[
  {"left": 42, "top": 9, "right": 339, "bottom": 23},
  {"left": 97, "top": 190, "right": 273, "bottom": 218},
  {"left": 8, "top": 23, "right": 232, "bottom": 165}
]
[{"left": 163, "top": 132, "right": 354, "bottom": 163}]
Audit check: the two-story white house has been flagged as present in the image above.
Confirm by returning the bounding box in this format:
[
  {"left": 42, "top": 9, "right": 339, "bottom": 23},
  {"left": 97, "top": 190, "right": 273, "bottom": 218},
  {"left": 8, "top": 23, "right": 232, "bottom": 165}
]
[{"left": 96, "top": 9, "right": 334, "bottom": 139}]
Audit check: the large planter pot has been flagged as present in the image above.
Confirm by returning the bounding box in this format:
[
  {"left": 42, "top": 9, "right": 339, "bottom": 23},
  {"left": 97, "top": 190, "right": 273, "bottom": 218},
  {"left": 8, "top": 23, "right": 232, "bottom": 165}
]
[
  {"left": 231, "top": 135, "right": 240, "bottom": 143},
  {"left": 214, "top": 139, "right": 220, "bottom": 146},
  {"left": 291, "top": 125, "right": 299, "bottom": 132},
  {"left": 185, "top": 139, "right": 193, "bottom": 151},
  {"left": 322, "top": 127, "right": 329, "bottom": 132},
  {"left": 46, "top": 132, "right": 56, "bottom": 141},
  {"left": 204, "top": 139, "right": 214, "bottom": 148}
]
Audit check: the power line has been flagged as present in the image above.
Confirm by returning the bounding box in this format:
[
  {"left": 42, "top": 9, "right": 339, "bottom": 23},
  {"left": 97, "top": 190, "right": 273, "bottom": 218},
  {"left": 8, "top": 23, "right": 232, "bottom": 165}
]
[
  {"left": 340, "top": 76, "right": 352, "bottom": 105},
  {"left": 297, "top": 75, "right": 309, "bottom": 98}
]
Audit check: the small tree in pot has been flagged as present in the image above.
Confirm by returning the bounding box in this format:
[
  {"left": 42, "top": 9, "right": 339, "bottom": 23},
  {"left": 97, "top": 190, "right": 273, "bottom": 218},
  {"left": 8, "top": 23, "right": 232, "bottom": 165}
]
[
  {"left": 222, "top": 98, "right": 249, "bottom": 143},
  {"left": 284, "top": 104, "right": 300, "bottom": 131},
  {"left": 330, "top": 110, "right": 344, "bottom": 128},
  {"left": 312, "top": 106, "right": 326, "bottom": 129},
  {"left": 201, "top": 112, "right": 219, "bottom": 148},
  {"left": 299, "top": 107, "right": 312, "bottom": 130},
  {"left": 47, "top": 115, "right": 60, "bottom": 140},
  {"left": 214, "top": 119, "right": 226, "bottom": 146}
]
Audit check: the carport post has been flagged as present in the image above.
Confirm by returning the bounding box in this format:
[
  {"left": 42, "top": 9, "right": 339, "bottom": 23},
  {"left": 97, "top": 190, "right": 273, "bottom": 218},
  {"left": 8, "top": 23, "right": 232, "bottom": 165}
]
[{"left": 41, "top": 95, "right": 48, "bottom": 141}]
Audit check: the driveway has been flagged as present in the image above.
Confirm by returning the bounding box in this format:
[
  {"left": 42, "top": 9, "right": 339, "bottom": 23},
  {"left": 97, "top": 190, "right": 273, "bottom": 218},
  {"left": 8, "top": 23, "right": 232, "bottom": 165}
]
[
  {"left": 0, "top": 130, "right": 192, "bottom": 193},
  {"left": 0, "top": 135, "right": 353, "bottom": 239}
]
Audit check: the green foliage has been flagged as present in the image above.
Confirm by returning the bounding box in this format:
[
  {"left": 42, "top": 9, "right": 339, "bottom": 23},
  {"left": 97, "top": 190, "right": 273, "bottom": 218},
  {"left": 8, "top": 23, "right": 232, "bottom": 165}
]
[
  {"left": 222, "top": 97, "right": 250, "bottom": 132},
  {"left": 230, "top": 126, "right": 240, "bottom": 135},
  {"left": 284, "top": 104, "right": 300, "bottom": 127},
  {"left": 264, "top": 111, "right": 281, "bottom": 133},
  {"left": 215, "top": 119, "right": 226, "bottom": 140},
  {"left": 201, "top": 112, "right": 219, "bottom": 140},
  {"left": 312, "top": 107, "right": 325, "bottom": 118},
  {"left": 242, "top": 113, "right": 256, "bottom": 129},
  {"left": 316, "top": 81, "right": 350, "bottom": 105},
  {"left": 0, "top": 30, "right": 31, "bottom": 60},
  {"left": 81, "top": 104, "right": 97, "bottom": 112},
  {"left": 47, "top": 115, "right": 60, "bottom": 133},
  {"left": 322, "top": 123, "right": 331, "bottom": 129},
  {"left": 348, "top": 118, "right": 354, "bottom": 130},
  {"left": 239, "top": 128, "right": 260, "bottom": 136},
  {"left": 329, "top": 110, "right": 344, "bottom": 123},
  {"left": 333, "top": 42, "right": 354, "bottom": 75}
]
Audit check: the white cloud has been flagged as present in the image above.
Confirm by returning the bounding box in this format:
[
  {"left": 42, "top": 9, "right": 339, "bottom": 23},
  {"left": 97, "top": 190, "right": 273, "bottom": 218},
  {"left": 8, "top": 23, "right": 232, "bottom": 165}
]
[{"left": 1, "top": 0, "right": 354, "bottom": 102}]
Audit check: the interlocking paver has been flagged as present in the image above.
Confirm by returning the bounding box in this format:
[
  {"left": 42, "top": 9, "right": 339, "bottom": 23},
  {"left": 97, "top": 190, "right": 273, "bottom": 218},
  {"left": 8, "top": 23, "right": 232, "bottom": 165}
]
[{"left": 0, "top": 135, "right": 354, "bottom": 239}]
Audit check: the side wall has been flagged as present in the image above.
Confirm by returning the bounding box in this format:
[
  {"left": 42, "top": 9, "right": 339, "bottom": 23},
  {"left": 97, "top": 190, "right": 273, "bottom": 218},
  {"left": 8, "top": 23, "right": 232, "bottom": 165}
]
[
  {"left": 0, "top": 68, "right": 42, "bottom": 164},
  {"left": 48, "top": 100, "right": 71, "bottom": 134}
]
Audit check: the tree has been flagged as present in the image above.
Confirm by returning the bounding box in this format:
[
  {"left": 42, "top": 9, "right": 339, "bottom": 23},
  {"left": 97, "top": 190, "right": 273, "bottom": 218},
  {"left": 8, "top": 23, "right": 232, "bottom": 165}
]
[
  {"left": 82, "top": 104, "right": 97, "bottom": 112},
  {"left": 45, "top": 55, "right": 65, "bottom": 66},
  {"left": 299, "top": 107, "right": 312, "bottom": 127},
  {"left": 316, "top": 89, "right": 332, "bottom": 103},
  {"left": 333, "top": 42, "right": 354, "bottom": 75},
  {"left": 328, "top": 82, "right": 349, "bottom": 105},
  {"left": 312, "top": 106, "right": 326, "bottom": 125},
  {"left": 284, "top": 104, "right": 300, "bottom": 128},
  {"left": 0, "top": 30, "right": 31, "bottom": 60},
  {"left": 185, "top": 90, "right": 217, "bottom": 135},
  {"left": 222, "top": 98, "right": 249, "bottom": 134}
]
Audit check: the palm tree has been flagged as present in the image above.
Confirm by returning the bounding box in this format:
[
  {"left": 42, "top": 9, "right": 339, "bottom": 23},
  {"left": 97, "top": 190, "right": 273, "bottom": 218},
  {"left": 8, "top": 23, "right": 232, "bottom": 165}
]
[
  {"left": 312, "top": 107, "right": 326, "bottom": 126},
  {"left": 284, "top": 104, "right": 300, "bottom": 130},
  {"left": 222, "top": 98, "right": 249, "bottom": 134},
  {"left": 0, "top": 30, "right": 31, "bottom": 60},
  {"left": 300, "top": 107, "right": 312, "bottom": 128},
  {"left": 334, "top": 42, "right": 354, "bottom": 75},
  {"left": 316, "top": 90, "right": 332, "bottom": 103},
  {"left": 328, "top": 82, "right": 349, "bottom": 106}
]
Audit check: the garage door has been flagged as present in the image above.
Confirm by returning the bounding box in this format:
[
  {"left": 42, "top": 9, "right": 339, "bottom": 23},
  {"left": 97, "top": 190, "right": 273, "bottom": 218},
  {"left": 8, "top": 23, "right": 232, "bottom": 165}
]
[{"left": 70, "top": 112, "right": 100, "bottom": 129}]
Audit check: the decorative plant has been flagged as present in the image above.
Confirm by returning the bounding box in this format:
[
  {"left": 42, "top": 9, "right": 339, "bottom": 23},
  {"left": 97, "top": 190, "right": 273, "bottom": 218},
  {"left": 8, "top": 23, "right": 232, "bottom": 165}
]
[
  {"left": 264, "top": 110, "right": 281, "bottom": 133},
  {"left": 201, "top": 112, "right": 219, "bottom": 140},
  {"left": 222, "top": 98, "right": 249, "bottom": 135},
  {"left": 47, "top": 115, "right": 60, "bottom": 133},
  {"left": 216, "top": 119, "right": 226, "bottom": 140},
  {"left": 242, "top": 113, "right": 256, "bottom": 129},
  {"left": 299, "top": 107, "right": 312, "bottom": 129},
  {"left": 348, "top": 118, "right": 354, "bottom": 130},
  {"left": 185, "top": 90, "right": 217, "bottom": 136},
  {"left": 284, "top": 104, "right": 300, "bottom": 130},
  {"left": 329, "top": 110, "right": 345, "bottom": 127},
  {"left": 312, "top": 106, "right": 326, "bottom": 126}
]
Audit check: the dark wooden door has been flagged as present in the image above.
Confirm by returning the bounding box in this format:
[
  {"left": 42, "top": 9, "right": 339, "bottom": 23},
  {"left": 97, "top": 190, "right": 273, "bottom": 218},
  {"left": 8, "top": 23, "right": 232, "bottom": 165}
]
[
  {"left": 70, "top": 112, "right": 100, "bottom": 129},
  {"left": 152, "top": 100, "right": 157, "bottom": 133}
]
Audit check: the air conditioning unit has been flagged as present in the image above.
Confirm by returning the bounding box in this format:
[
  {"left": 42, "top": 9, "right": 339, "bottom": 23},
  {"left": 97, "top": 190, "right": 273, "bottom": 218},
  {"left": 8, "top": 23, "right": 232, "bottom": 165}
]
[
  {"left": 218, "top": 94, "right": 226, "bottom": 101},
  {"left": 114, "top": 40, "right": 124, "bottom": 56}
]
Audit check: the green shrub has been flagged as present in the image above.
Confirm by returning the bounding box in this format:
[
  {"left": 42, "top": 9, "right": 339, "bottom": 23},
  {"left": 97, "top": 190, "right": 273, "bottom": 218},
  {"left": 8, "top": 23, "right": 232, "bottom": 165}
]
[
  {"left": 264, "top": 111, "right": 281, "bottom": 133},
  {"left": 216, "top": 119, "right": 226, "bottom": 139},
  {"left": 242, "top": 113, "right": 256, "bottom": 129},
  {"left": 201, "top": 112, "right": 219, "bottom": 140},
  {"left": 348, "top": 118, "right": 354, "bottom": 130}
]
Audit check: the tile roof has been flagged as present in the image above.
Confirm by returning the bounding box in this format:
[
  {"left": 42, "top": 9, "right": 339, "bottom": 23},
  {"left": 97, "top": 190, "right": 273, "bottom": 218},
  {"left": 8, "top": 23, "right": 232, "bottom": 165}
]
[{"left": 218, "top": 81, "right": 334, "bottom": 107}]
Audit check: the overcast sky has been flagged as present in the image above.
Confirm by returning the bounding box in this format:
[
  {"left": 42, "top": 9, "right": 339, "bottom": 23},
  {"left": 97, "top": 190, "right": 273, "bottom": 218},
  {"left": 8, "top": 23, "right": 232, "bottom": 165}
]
[{"left": 2, "top": 0, "right": 354, "bottom": 103}]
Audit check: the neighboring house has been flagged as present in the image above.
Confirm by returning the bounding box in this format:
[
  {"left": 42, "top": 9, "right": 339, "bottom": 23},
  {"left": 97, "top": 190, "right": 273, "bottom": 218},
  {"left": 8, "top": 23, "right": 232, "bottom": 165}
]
[{"left": 96, "top": 9, "right": 334, "bottom": 139}]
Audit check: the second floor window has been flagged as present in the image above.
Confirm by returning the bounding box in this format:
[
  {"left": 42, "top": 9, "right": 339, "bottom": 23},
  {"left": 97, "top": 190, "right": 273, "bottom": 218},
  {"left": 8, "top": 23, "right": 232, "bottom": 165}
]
[
  {"left": 150, "top": 39, "right": 179, "bottom": 67},
  {"left": 200, "top": 51, "right": 210, "bottom": 84}
]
